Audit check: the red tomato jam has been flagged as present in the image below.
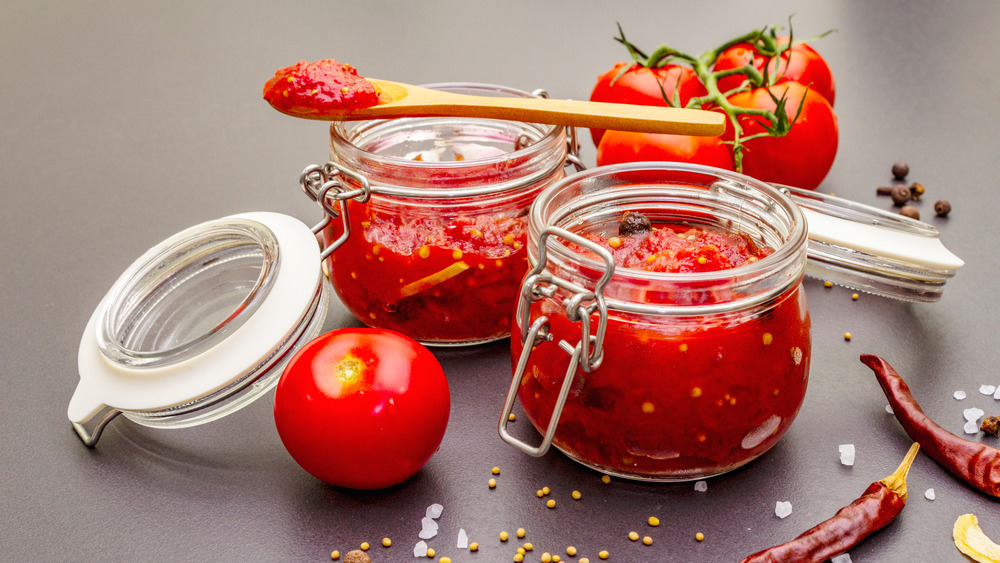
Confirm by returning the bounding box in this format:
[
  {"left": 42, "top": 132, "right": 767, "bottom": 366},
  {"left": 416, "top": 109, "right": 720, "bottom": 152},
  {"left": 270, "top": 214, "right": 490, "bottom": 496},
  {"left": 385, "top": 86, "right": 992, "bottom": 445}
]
[
  {"left": 263, "top": 59, "right": 380, "bottom": 113},
  {"left": 513, "top": 221, "right": 810, "bottom": 480},
  {"left": 325, "top": 203, "right": 529, "bottom": 343}
]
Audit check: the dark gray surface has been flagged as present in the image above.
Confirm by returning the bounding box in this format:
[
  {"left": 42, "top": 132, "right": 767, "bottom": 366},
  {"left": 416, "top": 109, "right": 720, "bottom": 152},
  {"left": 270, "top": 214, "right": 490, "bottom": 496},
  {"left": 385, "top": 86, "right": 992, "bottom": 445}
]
[{"left": 2, "top": 1, "right": 998, "bottom": 561}]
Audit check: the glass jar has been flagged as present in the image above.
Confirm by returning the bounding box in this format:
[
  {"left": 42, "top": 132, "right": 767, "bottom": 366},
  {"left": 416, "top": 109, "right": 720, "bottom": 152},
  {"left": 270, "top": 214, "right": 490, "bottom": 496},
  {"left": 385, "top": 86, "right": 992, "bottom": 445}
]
[
  {"left": 320, "top": 83, "right": 575, "bottom": 346},
  {"left": 501, "top": 163, "right": 811, "bottom": 481}
]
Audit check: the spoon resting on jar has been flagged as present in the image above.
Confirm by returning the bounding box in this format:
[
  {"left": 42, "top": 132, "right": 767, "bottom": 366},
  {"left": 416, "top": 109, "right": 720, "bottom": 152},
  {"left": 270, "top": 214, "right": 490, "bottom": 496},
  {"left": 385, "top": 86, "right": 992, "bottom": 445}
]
[{"left": 263, "top": 59, "right": 726, "bottom": 136}]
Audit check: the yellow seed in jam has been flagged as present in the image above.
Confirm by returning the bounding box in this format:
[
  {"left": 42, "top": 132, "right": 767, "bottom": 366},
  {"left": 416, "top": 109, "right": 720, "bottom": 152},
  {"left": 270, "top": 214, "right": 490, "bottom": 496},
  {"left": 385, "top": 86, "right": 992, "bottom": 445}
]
[
  {"left": 453, "top": 249, "right": 463, "bottom": 260},
  {"left": 641, "top": 401, "right": 655, "bottom": 414},
  {"left": 372, "top": 245, "right": 380, "bottom": 255},
  {"left": 368, "top": 312, "right": 376, "bottom": 320},
  {"left": 350, "top": 271, "right": 357, "bottom": 280},
  {"left": 311, "top": 89, "right": 318, "bottom": 95},
  {"left": 503, "top": 249, "right": 511, "bottom": 257},
  {"left": 287, "top": 76, "right": 294, "bottom": 84},
  {"left": 762, "top": 332, "right": 773, "bottom": 345},
  {"left": 471, "top": 228, "right": 483, "bottom": 238},
  {"left": 697, "top": 434, "right": 707, "bottom": 442},
  {"left": 679, "top": 343, "right": 688, "bottom": 352},
  {"left": 361, "top": 221, "right": 371, "bottom": 228},
  {"left": 478, "top": 263, "right": 485, "bottom": 269},
  {"left": 729, "top": 397, "right": 737, "bottom": 406},
  {"left": 513, "top": 242, "right": 521, "bottom": 250},
  {"left": 691, "top": 387, "right": 702, "bottom": 398},
  {"left": 503, "top": 234, "right": 516, "bottom": 246},
  {"left": 341, "top": 86, "right": 349, "bottom": 94},
  {"left": 418, "top": 246, "right": 431, "bottom": 259},
  {"left": 646, "top": 254, "right": 656, "bottom": 263},
  {"left": 283, "top": 90, "right": 289, "bottom": 97},
  {"left": 697, "top": 256, "right": 708, "bottom": 265},
  {"left": 608, "top": 236, "right": 623, "bottom": 248}
]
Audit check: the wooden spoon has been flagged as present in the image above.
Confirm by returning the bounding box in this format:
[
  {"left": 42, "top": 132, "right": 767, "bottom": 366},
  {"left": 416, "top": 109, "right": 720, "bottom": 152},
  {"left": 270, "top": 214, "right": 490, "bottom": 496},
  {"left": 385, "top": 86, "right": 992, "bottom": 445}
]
[{"left": 269, "top": 79, "right": 726, "bottom": 137}]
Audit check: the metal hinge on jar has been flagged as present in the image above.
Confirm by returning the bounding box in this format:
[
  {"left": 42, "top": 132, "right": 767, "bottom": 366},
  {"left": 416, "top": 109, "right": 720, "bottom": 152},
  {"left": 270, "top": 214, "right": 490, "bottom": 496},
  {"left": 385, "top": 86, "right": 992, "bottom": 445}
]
[
  {"left": 299, "top": 160, "right": 371, "bottom": 258},
  {"left": 498, "top": 227, "right": 614, "bottom": 456},
  {"left": 531, "top": 88, "right": 585, "bottom": 173}
]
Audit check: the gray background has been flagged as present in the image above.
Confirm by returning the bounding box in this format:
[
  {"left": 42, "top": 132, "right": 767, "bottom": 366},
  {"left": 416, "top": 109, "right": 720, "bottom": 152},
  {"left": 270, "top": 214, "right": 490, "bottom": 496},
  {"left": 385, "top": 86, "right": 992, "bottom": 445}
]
[{"left": 3, "top": 1, "right": 998, "bottom": 561}]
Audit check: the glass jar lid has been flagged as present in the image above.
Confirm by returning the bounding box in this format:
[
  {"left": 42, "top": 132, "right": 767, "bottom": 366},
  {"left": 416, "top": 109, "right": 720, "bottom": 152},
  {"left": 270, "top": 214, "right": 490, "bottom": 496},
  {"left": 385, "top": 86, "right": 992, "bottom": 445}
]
[
  {"left": 67, "top": 212, "right": 327, "bottom": 446},
  {"left": 783, "top": 186, "right": 964, "bottom": 302}
]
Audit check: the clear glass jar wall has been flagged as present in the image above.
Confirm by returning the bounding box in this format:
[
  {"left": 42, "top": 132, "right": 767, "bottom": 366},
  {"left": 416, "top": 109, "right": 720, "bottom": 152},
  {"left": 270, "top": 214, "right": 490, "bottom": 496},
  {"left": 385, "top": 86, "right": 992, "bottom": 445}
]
[
  {"left": 511, "top": 163, "right": 811, "bottom": 480},
  {"left": 326, "top": 84, "right": 569, "bottom": 345}
]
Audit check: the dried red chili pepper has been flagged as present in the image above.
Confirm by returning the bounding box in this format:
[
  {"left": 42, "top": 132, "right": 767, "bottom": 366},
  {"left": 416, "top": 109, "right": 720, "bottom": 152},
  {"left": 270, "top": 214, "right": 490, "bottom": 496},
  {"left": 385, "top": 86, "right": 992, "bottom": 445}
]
[
  {"left": 861, "top": 354, "right": 1000, "bottom": 497},
  {"left": 740, "top": 442, "right": 918, "bottom": 563}
]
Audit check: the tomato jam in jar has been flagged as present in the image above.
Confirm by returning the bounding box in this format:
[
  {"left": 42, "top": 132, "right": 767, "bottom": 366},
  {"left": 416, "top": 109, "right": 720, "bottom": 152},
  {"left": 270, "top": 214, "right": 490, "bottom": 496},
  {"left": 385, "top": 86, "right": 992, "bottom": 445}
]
[
  {"left": 321, "top": 84, "right": 572, "bottom": 345},
  {"left": 502, "top": 163, "right": 811, "bottom": 480}
]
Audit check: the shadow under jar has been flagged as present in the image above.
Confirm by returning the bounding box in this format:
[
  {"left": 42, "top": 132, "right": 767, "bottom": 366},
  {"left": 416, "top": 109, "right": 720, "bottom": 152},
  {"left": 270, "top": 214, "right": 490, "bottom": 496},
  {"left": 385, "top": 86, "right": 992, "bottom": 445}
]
[
  {"left": 503, "top": 163, "right": 811, "bottom": 481},
  {"left": 324, "top": 83, "right": 572, "bottom": 346}
]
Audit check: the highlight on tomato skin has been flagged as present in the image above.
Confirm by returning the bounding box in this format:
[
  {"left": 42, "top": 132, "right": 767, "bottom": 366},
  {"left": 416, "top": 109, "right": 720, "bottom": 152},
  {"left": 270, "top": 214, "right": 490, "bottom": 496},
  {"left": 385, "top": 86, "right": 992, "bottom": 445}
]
[{"left": 273, "top": 328, "right": 451, "bottom": 490}]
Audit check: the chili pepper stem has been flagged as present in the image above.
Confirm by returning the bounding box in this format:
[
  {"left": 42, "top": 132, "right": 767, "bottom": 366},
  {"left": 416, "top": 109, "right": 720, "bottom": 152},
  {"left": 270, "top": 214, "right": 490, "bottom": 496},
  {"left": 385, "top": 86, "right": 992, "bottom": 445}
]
[{"left": 879, "top": 442, "right": 920, "bottom": 501}]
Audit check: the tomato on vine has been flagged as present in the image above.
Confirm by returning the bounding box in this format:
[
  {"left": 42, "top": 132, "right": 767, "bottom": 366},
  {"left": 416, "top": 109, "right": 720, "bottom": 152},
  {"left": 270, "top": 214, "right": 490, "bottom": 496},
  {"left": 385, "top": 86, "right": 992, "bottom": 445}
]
[
  {"left": 727, "top": 82, "right": 838, "bottom": 190},
  {"left": 273, "top": 328, "right": 451, "bottom": 490},
  {"left": 597, "top": 129, "right": 733, "bottom": 169},
  {"left": 589, "top": 63, "right": 706, "bottom": 147},
  {"left": 713, "top": 37, "right": 836, "bottom": 106}
]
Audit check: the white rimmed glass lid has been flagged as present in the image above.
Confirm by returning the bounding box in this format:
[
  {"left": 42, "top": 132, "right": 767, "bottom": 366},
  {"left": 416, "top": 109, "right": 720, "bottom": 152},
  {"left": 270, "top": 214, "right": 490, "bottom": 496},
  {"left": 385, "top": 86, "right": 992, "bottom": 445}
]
[
  {"left": 67, "top": 211, "right": 328, "bottom": 447},
  {"left": 781, "top": 186, "right": 964, "bottom": 302}
]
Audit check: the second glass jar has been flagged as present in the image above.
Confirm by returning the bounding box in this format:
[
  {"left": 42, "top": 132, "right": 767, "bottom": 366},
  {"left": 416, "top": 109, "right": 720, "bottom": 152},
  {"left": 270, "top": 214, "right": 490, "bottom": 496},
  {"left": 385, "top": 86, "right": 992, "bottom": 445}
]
[{"left": 323, "top": 83, "right": 572, "bottom": 346}]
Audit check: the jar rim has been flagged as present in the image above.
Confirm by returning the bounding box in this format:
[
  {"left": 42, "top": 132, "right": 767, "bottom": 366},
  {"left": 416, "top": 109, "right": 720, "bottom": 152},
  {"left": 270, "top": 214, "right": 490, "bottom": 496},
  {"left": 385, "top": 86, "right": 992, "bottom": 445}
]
[
  {"left": 330, "top": 82, "right": 567, "bottom": 199},
  {"left": 528, "top": 162, "right": 809, "bottom": 315}
]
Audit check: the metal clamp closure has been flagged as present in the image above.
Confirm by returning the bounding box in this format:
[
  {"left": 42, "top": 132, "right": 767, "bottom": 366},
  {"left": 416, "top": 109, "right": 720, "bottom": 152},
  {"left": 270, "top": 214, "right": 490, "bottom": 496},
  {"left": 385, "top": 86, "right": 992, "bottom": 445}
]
[
  {"left": 299, "top": 161, "right": 372, "bottom": 259},
  {"left": 500, "top": 227, "right": 614, "bottom": 457}
]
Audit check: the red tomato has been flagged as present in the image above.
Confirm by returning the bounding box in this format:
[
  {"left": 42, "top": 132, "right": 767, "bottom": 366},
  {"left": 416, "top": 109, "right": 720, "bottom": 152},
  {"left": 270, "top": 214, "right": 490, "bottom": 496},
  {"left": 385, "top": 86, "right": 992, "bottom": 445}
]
[
  {"left": 273, "top": 328, "right": 450, "bottom": 489},
  {"left": 726, "top": 82, "right": 838, "bottom": 190},
  {"left": 589, "top": 62, "right": 707, "bottom": 147},
  {"left": 713, "top": 38, "right": 835, "bottom": 107},
  {"left": 596, "top": 129, "right": 733, "bottom": 170}
]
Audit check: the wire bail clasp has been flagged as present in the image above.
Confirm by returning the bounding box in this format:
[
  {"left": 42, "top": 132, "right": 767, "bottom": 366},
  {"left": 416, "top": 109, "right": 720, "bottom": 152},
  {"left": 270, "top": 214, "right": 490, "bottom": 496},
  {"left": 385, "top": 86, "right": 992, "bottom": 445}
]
[
  {"left": 299, "top": 161, "right": 372, "bottom": 259},
  {"left": 499, "top": 227, "right": 615, "bottom": 456}
]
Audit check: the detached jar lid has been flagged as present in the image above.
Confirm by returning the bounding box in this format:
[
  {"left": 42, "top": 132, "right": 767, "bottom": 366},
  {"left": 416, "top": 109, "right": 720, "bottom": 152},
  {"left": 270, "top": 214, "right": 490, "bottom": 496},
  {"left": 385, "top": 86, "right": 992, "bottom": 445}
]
[
  {"left": 67, "top": 212, "right": 328, "bottom": 446},
  {"left": 783, "top": 186, "right": 964, "bottom": 302}
]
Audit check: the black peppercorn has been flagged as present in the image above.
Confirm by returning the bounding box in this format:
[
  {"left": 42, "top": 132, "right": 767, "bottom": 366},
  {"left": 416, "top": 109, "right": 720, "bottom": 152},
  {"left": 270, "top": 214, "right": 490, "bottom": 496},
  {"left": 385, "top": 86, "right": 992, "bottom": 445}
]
[
  {"left": 890, "top": 185, "right": 911, "bottom": 206},
  {"left": 899, "top": 205, "right": 920, "bottom": 220},
  {"left": 619, "top": 211, "right": 652, "bottom": 236},
  {"left": 892, "top": 161, "right": 909, "bottom": 180},
  {"left": 934, "top": 200, "right": 952, "bottom": 217},
  {"left": 908, "top": 182, "right": 925, "bottom": 200}
]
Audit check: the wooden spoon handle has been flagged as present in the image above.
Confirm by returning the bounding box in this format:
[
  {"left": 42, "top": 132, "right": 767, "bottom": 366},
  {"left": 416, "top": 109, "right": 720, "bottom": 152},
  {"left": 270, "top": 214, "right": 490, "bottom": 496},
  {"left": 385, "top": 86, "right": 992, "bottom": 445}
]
[{"left": 282, "top": 80, "right": 726, "bottom": 137}]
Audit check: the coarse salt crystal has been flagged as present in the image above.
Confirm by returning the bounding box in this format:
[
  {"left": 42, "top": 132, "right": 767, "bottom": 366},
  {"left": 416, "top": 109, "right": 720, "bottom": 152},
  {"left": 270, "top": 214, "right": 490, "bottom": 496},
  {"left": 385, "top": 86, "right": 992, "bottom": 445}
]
[
  {"left": 425, "top": 503, "right": 444, "bottom": 519},
  {"left": 838, "top": 444, "right": 855, "bottom": 466},
  {"left": 964, "top": 407, "right": 985, "bottom": 423},
  {"left": 995, "top": 386, "right": 1000, "bottom": 400},
  {"left": 775, "top": 501, "right": 793, "bottom": 519},
  {"left": 954, "top": 390, "right": 967, "bottom": 400},
  {"left": 980, "top": 385, "right": 997, "bottom": 396},
  {"left": 925, "top": 488, "right": 936, "bottom": 500},
  {"left": 413, "top": 540, "right": 428, "bottom": 557},
  {"left": 419, "top": 517, "right": 439, "bottom": 539},
  {"left": 885, "top": 404, "right": 894, "bottom": 414},
  {"left": 831, "top": 554, "right": 853, "bottom": 563},
  {"left": 694, "top": 480, "right": 708, "bottom": 492},
  {"left": 457, "top": 528, "right": 468, "bottom": 549},
  {"left": 964, "top": 420, "right": 980, "bottom": 435}
]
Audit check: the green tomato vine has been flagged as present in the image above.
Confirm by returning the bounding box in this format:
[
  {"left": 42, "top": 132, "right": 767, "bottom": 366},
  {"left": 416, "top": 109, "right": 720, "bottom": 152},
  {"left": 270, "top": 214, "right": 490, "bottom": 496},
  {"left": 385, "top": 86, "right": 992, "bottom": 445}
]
[{"left": 613, "top": 20, "right": 833, "bottom": 172}]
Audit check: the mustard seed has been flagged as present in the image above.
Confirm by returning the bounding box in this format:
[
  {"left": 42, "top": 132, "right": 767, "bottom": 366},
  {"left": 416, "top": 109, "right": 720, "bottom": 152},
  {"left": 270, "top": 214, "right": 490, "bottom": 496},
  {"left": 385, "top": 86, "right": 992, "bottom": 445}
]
[
  {"left": 629, "top": 531, "right": 639, "bottom": 541},
  {"left": 360, "top": 542, "right": 370, "bottom": 551},
  {"left": 546, "top": 499, "right": 556, "bottom": 509},
  {"left": 381, "top": 537, "right": 391, "bottom": 548},
  {"left": 643, "top": 536, "right": 653, "bottom": 546},
  {"left": 566, "top": 546, "right": 578, "bottom": 556},
  {"left": 696, "top": 532, "right": 705, "bottom": 542},
  {"left": 648, "top": 516, "right": 660, "bottom": 527},
  {"left": 572, "top": 490, "right": 582, "bottom": 500},
  {"left": 516, "top": 528, "right": 526, "bottom": 538}
]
